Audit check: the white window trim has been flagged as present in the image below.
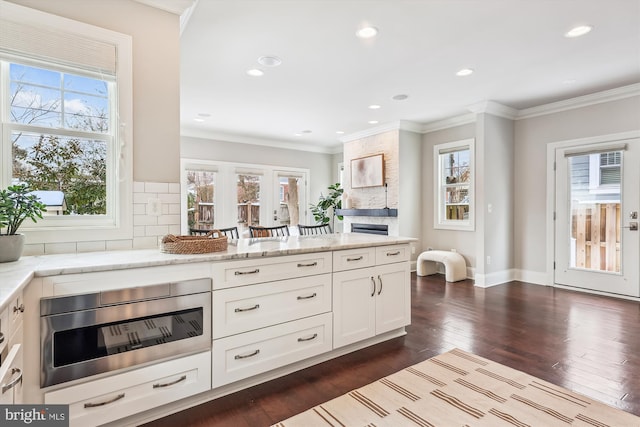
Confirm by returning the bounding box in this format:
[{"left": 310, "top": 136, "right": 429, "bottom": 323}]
[
  {"left": 433, "top": 138, "right": 475, "bottom": 231},
  {"left": 0, "top": 1, "right": 133, "bottom": 244}
]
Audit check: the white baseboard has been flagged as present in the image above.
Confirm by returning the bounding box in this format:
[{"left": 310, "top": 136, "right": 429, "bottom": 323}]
[
  {"left": 513, "top": 269, "right": 549, "bottom": 286},
  {"left": 473, "top": 269, "right": 516, "bottom": 288}
]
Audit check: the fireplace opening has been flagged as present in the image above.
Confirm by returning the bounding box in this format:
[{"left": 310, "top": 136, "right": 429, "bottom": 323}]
[{"left": 351, "top": 223, "right": 388, "bottom": 236}]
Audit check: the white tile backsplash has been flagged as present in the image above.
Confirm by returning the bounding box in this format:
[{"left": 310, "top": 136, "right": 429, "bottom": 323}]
[{"left": 21, "top": 181, "right": 182, "bottom": 255}]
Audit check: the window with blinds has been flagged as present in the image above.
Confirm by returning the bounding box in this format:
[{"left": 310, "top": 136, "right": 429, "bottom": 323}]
[
  {"left": 599, "top": 152, "right": 621, "bottom": 185},
  {"left": 0, "top": 1, "right": 132, "bottom": 242}
]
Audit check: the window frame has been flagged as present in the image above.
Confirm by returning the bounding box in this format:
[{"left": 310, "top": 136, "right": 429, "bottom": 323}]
[
  {"left": 0, "top": 2, "right": 133, "bottom": 244},
  {"left": 433, "top": 138, "right": 475, "bottom": 231}
]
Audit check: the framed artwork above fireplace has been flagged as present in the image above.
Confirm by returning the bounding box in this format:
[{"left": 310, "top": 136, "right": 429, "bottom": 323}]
[{"left": 351, "top": 153, "right": 384, "bottom": 188}]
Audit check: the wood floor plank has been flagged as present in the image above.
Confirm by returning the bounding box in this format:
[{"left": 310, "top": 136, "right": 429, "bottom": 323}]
[{"left": 142, "top": 274, "right": 640, "bottom": 426}]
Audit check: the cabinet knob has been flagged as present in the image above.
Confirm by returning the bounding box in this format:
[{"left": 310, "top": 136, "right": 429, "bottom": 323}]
[{"left": 13, "top": 303, "right": 24, "bottom": 314}]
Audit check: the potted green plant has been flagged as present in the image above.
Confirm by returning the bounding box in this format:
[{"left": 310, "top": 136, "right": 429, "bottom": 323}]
[
  {"left": 0, "top": 184, "right": 47, "bottom": 262},
  {"left": 310, "top": 183, "right": 343, "bottom": 232}
]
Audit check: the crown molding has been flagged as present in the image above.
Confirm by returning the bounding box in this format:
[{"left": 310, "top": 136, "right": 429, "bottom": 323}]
[
  {"left": 467, "top": 100, "right": 519, "bottom": 119},
  {"left": 420, "top": 113, "right": 477, "bottom": 133},
  {"left": 339, "top": 120, "right": 421, "bottom": 143},
  {"left": 181, "top": 126, "right": 342, "bottom": 154},
  {"left": 133, "top": 0, "right": 196, "bottom": 15},
  {"left": 516, "top": 83, "right": 640, "bottom": 119}
]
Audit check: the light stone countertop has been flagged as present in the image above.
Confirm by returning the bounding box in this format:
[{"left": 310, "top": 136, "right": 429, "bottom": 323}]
[{"left": 0, "top": 233, "right": 415, "bottom": 312}]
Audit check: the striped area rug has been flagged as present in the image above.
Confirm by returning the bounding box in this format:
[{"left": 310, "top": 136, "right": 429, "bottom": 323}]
[{"left": 273, "top": 348, "right": 640, "bottom": 426}]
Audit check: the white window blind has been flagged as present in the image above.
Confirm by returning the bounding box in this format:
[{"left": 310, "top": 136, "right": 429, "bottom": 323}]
[{"left": 0, "top": 1, "right": 117, "bottom": 75}]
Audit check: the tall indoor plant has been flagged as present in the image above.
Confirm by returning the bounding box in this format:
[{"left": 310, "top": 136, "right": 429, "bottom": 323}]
[
  {"left": 310, "top": 183, "right": 343, "bottom": 232},
  {"left": 0, "top": 184, "right": 47, "bottom": 262}
]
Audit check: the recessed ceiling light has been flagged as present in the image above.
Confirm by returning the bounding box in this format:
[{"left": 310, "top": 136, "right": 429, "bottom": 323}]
[
  {"left": 197, "top": 113, "right": 211, "bottom": 117},
  {"left": 368, "top": 104, "right": 381, "bottom": 110},
  {"left": 456, "top": 68, "right": 474, "bottom": 77},
  {"left": 193, "top": 118, "right": 205, "bottom": 122},
  {"left": 258, "top": 56, "right": 282, "bottom": 67},
  {"left": 368, "top": 120, "right": 379, "bottom": 124},
  {"left": 246, "top": 68, "right": 264, "bottom": 77},
  {"left": 356, "top": 26, "right": 378, "bottom": 39},
  {"left": 392, "top": 94, "right": 408, "bottom": 101},
  {"left": 565, "top": 25, "right": 592, "bottom": 38},
  {"left": 294, "top": 133, "right": 302, "bottom": 136},
  {"left": 336, "top": 130, "right": 345, "bottom": 134}
]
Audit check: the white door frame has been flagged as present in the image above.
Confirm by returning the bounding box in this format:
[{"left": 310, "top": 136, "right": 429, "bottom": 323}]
[{"left": 546, "top": 130, "right": 640, "bottom": 298}]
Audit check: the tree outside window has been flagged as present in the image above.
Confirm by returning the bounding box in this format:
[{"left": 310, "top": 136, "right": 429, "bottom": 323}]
[{"left": 8, "top": 62, "right": 110, "bottom": 215}]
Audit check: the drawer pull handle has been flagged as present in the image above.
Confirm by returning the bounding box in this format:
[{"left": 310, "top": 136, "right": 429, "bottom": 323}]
[
  {"left": 235, "top": 268, "right": 260, "bottom": 276},
  {"left": 347, "top": 256, "right": 364, "bottom": 262},
  {"left": 386, "top": 251, "right": 401, "bottom": 256},
  {"left": 370, "top": 277, "right": 376, "bottom": 297},
  {"left": 0, "top": 332, "right": 4, "bottom": 344},
  {"left": 297, "top": 293, "right": 317, "bottom": 300},
  {"left": 235, "top": 304, "right": 260, "bottom": 313},
  {"left": 298, "top": 333, "right": 318, "bottom": 342},
  {"left": 153, "top": 375, "right": 187, "bottom": 389},
  {"left": 1, "top": 368, "right": 22, "bottom": 394},
  {"left": 297, "top": 261, "right": 318, "bottom": 267},
  {"left": 84, "top": 393, "right": 125, "bottom": 408},
  {"left": 13, "top": 304, "right": 24, "bottom": 314},
  {"left": 235, "top": 349, "right": 260, "bottom": 360},
  {"left": 377, "top": 275, "right": 383, "bottom": 295}
]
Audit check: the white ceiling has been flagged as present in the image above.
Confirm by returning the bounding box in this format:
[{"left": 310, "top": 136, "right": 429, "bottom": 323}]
[{"left": 179, "top": 0, "right": 640, "bottom": 152}]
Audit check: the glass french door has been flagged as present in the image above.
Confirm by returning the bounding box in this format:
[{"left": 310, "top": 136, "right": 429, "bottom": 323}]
[
  {"left": 554, "top": 139, "right": 639, "bottom": 296},
  {"left": 185, "top": 169, "right": 216, "bottom": 233},
  {"left": 273, "top": 171, "right": 306, "bottom": 231},
  {"left": 236, "top": 173, "right": 262, "bottom": 235}
]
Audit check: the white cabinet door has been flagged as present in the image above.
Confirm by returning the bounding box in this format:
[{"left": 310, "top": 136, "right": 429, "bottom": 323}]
[
  {"left": 374, "top": 262, "right": 410, "bottom": 335},
  {"left": 333, "top": 261, "right": 410, "bottom": 349},
  {"left": 332, "top": 269, "right": 377, "bottom": 348}
]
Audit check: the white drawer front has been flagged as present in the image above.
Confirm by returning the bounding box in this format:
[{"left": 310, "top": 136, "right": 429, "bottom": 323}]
[
  {"left": 213, "top": 274, "right": 331, "bottom": 338},
  {"left": 212, "top": 252, "right": 332, "bottom": 289},
  {"left": 375, "top": 244, "right": 410, "bottom": 265},
  {"left": 212, "top": 313, "right": 332, "bottom": 387},
  {"left": 332, "top": 247, "right": 376, "bottom": 271},
  {"left": 45, "top": 351, "right": 211, "bottom": 427}
]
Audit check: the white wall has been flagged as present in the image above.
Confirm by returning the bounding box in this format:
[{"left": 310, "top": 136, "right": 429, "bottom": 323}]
[
  {"left": 514, "top": 95, "right": 640, "bottom": 279},
  {"left": 422, "top": 123, "right": 477, "bottom": 269},
  {"left": 475, "top": 114, "right": 515, "bottom": 284}
]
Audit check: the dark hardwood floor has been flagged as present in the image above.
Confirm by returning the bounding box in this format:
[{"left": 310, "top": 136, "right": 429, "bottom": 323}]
[{"left": 143, "top": 273, "right": 640, "bottom": 426}]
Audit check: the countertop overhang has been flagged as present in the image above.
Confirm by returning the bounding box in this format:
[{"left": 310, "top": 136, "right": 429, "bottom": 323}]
[{"left": 0, "top": 233, "right": 415, "bottom": 311}]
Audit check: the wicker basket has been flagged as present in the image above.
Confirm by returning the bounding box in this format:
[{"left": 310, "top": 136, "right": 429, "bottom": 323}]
[{"left": 160, "top": 230, "right": 228, "bottom": 254}]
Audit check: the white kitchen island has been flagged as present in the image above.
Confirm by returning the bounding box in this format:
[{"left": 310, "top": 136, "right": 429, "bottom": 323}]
[{"left": 0, "top": 233, "right": 414, "bottom": 427}]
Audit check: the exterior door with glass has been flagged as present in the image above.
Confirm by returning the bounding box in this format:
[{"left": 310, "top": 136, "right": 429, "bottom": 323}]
[
  {"left": 554, "top": 138, "right": 639, "bottom": 297},
  {"left": 273, "top": 172, "right": 306, "bottom": 229}
]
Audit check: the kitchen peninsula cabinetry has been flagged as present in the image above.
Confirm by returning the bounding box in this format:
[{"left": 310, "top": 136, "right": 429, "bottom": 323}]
[
  {"left": 211, "top": 252, "right": 333, "bottom": 387},
  {"left": 1, "top": 234, "right": 413, "bottom": 426},
  {"left": 333, "top": 245, "right": 410, "bottom": 348}
]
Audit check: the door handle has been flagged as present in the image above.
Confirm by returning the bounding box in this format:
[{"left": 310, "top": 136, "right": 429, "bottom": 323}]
[{"left": 622, "top": 222, "right": 638, "bottom": 231}]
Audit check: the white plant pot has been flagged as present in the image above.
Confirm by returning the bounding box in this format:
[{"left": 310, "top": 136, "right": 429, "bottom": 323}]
[{"left": 0, "top": 234, "right": 25, "bottom": 263}]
